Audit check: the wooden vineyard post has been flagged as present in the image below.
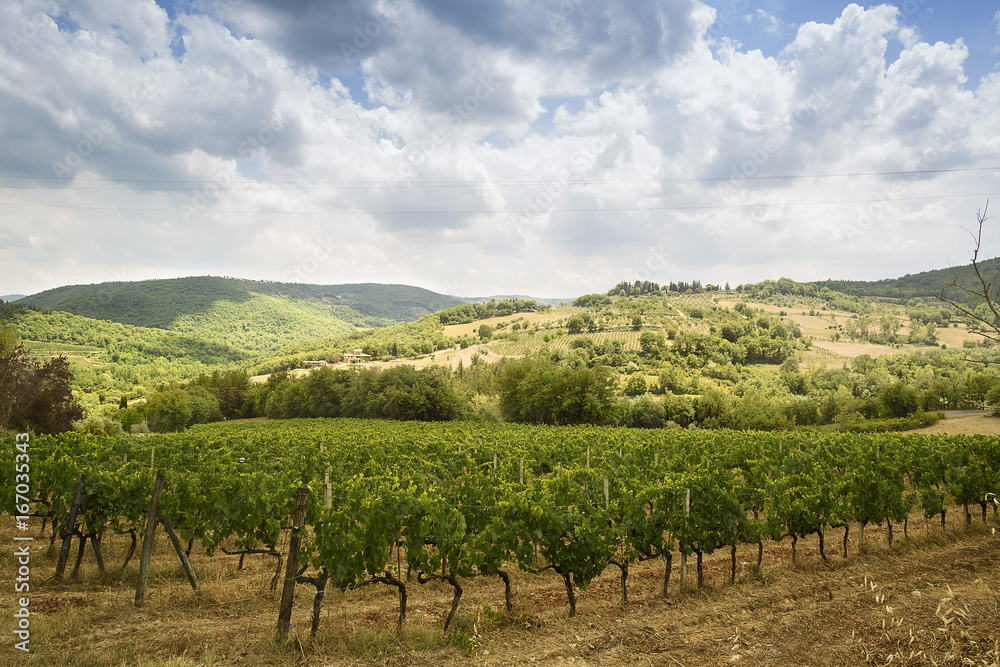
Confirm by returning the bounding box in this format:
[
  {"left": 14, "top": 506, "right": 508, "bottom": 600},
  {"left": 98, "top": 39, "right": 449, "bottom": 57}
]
[
  {"left": 277, "top": 487, "right": 310, "bottom": 640},
  {"left": 520, "top": 457, "right": 524, "bottom": 485},
  {"left": 55, "top": 473, "right": 87, "bottom": 579},
  {"left": 604, "top": 475, "right": 609, "bottom": 507},
  {"left": 679, "top": 487, "right": 690, "bottom": 592},
  {"left": 161, "top": 517, "right": 198, "bottom": 590},
  {"left": 135, "top": 469, "right": 165, "bottom": 608},
  {"left": 963, "top": 466, "right": 971, "bottom": 527}
]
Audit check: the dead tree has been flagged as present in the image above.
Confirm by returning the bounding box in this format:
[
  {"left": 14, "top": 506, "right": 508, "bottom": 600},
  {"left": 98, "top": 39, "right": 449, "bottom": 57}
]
[{"left": 938, "top": 201, "right": 1000, "bottom": 355}]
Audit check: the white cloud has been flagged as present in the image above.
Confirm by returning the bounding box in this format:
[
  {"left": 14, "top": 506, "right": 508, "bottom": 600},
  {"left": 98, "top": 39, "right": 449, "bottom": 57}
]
[
  {"left": 1, "top": 0, "right": 999, "bottom": 298},
  {"left": 754, "top": 9, "right": 785, "bottom": 36}
]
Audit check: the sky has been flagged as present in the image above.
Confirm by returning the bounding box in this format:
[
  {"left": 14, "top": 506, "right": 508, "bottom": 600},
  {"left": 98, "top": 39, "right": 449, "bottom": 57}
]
[{"left": 2, "top": 0, "right": 1000, "bottom": 299}]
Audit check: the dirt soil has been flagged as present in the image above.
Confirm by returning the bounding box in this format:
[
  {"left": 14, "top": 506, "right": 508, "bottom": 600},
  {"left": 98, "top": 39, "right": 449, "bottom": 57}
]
[{"left": 4, "top": 505, "right": 998, "bottom": 667}]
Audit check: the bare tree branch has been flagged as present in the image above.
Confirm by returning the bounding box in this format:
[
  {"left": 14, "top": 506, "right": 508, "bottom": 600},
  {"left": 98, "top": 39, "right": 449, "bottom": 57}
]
[{"left": 938, "top": 201, "right": 1000, "bottom": 348}]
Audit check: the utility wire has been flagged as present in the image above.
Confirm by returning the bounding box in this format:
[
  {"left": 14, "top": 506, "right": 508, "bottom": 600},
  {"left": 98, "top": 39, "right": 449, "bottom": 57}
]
[
  {"left": 0, "top": 165, "right": 995, "bottom": 190},
  {"left": 2, "top": 190, "right": 998, "bottom": 215}
]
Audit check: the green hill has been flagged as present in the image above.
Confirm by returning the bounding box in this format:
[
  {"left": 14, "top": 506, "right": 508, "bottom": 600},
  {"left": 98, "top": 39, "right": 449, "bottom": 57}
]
[
  {"left": 0, "top": 302, "right": 250, "bottom": 397},
  {"left": 16, "top": 277, "right": 464, "bottom": 354},
  {"left": 245, "top": 315, "right": 457, "bottom": 376},
  {"left": 237, "top": 281, "right": 464, "bottom": 321},
  {"left": 808, "top": 257, "right": 1000, "bottom": 304}
]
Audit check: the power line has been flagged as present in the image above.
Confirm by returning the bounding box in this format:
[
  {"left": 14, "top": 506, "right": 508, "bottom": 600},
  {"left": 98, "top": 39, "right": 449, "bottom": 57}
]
[
  {"left": 2, "top": 190, "right": 998, "bottom": 215},
  {"left": 0, "top": 165, "right": 995, "bottom": 191}
]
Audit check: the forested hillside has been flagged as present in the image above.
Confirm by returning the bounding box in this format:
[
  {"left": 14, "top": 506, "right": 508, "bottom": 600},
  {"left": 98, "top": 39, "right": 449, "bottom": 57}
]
[
  {"left": 0, "top": 302, "right": 249, "bottom": 399},
  {"left": 806, "top": 257, "right": 1000, "bottom": 304},
  {"left": 247, "top": 281, "right": 464, "bottom": 320},
  {"left": 5, "top": 258, "right": 1000, "bottom": 438},
  {"left": 15, "top": 276, "right": 465, "bottom": 353}
]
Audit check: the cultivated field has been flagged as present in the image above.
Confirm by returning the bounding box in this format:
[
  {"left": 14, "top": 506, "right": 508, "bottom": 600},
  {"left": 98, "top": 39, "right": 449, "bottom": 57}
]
[
  {"left": 3, "top": 412, "right": 999, "bottom": 667},
  {"left": 2, "top": 502, "right": 997, "bottom": 666}
]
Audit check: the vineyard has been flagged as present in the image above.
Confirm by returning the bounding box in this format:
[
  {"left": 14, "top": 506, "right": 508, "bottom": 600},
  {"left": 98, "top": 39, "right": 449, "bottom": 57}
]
[{"left": 3, "top": 418, "right": 999, "bottom": 663}]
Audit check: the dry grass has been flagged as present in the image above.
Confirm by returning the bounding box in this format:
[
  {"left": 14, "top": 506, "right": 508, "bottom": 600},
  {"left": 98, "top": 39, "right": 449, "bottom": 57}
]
[
  {"left": 1, "top": 503, "right": 998, "bottom": 666},
  {"left": 908, "top": 412, "right": 1000, "bottom": 436}
]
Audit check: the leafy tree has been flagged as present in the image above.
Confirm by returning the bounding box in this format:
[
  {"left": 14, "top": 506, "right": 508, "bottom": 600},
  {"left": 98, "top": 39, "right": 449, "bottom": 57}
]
[
  {"left": 624, "top": 372, "right": 648, "bottom": 396},
  {"left": 619, "top": 393, "right": 666, "bottom": 428},
  {"left": 573, "top": 293, "right": 611, "bottom": 308},
  {"left": 497, "top": 357, "right": 617, "bottom": 425},
  {"left": 363, "top": 366, "right": 464, "bottom": 421},
  {"left": 144, "top": 388, "right": 196, "bottom": 432},
  {"left": 639, "top": 331, "right": 666, "bottom": 357},
  {"left": 0, "top": 325, "right": 82, "bottom": 433},
  {"left": 478, "top": 324, "right": 493, "bottom": 341},
  {"left": 878, "top": 383, "right": 919, "bottom": 419},
  {"left": 113, "top": 406, "right": 145, "bottom": 433},
  {"left": 566, "top": 315, "right": 585, "bottom": 335},
  {"left": 661, "top": 393, "right": 696, "bottom": 427}
]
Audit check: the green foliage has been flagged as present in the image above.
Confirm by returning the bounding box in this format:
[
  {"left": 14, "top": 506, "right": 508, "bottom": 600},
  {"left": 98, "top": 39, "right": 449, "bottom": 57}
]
[
  {"left": 566, "top": 315, "right": 586, "bottom": 335},
  {"left": 608, "top": 280, "right": 661, "bottom": 297},
  {"left": 0, "top": 325, "right": 82, "bottom": 433},
  {"left": 264, "top": 366, "right": 466, "bottom": 423},
  {"left": 572, "top": 293, "right": 612, "bottom": 308},
  {"left": 623, "top": 372, "right": 648, "bottom": 396},
  {"left": 144, "top": 387, "right": 197, "bottom": 432},
  {"left": 497, "top": 357, "right": 618, "bottom": 425},
  {"left": 19, "top": 276, "right": 461, "bottom": 331},
  {"left": 436, "top": 299, "right": 537, "bottom": 325},
  {"left": 72, "top": 413, "right": 125, "bottom": 436},
  {"left": 878, "top": 383, "right": 920, "bottom": 419},
  {"left": 619, "top": 393, "right": 667, "bottom": 428},
  {"left": 638, "top": 331, "right": 666, "bottom": 357},
  {"left": 3, "top": 418, "right": 1000, "bottom": 632}
]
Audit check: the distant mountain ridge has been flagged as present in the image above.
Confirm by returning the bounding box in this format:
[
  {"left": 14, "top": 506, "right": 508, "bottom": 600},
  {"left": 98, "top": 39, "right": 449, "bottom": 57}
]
[
  {"left": 15, "top": 276, "right": 465, "bottom": 354},
  {"left": 1, "top": 294, "right": 26, "bottom": 302}
]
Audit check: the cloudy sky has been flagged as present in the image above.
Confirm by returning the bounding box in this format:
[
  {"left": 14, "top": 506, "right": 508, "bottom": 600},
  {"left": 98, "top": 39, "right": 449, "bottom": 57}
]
[{"left": 2, "top": 0, "right": 1000, "bottom": 299}]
